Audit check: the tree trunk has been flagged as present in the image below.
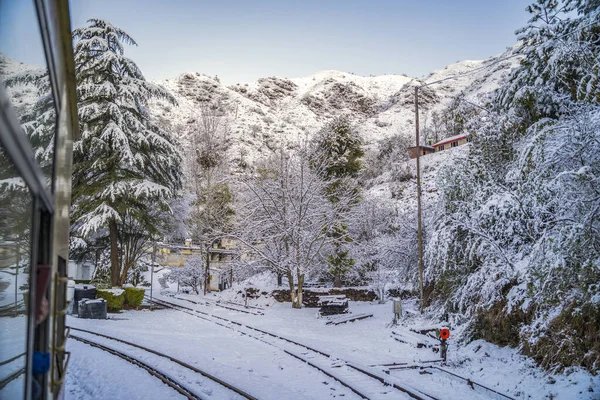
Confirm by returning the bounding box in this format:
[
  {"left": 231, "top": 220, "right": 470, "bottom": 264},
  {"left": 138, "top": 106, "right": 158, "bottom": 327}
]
[
  {"left": 294, "top": 272, "right": 304, "bottom": 309},
  {"left": 109, "top": 218, "right": 120, "bottom": 287},
  {"left": 205, "top": 247, "right": 211, "bottom": 294},
  {"left": 334, "top": 274, "right": 342, "bottom": 288},
  {"left": 119, "top": 261, "right": 130, "bottom": 286},
  {"left": 277, "top": 272, "right": 283, "bottom": 287},
  {"left": 286, "top": 270, "right": 297, "bottom": 308}
]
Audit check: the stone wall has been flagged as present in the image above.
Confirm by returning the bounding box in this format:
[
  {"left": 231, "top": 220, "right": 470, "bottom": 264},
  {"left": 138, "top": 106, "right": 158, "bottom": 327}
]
[{"left": 271, "top": 287, "right": 377, "bottom": 307}]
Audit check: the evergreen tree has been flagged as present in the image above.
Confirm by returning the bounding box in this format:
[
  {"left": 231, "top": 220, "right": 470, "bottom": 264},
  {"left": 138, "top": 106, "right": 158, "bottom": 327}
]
[
  {"left": 311, "top": 116, "right": 364, "bottom": 287},
  {"left": 70, "top": 19, "right": 182, "bottom": 286},
  {"left": 2, "top": 64, "right": 55, "bottom": 181},
  {"left": 500, "top": 0, "right": 600, "bottom": 115}
]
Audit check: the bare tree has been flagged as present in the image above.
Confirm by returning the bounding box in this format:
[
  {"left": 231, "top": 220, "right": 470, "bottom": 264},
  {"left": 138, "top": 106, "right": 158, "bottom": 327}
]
[
  {"left": 430, "top": 111, "right": 445, "bottom": 144},
  {"left": 165, "top": 255, "right": 204, "bottom": 294},
  {"left": 186, "top": 101, "right": 234, "bottom": 293},
  {"left": 235, "top": 144, "right": 357, "bottom": 308}
]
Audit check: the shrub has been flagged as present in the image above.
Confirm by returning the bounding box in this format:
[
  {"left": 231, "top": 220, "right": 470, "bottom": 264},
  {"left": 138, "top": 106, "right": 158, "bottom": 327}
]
[
  {"left": 124, "top": 287, "right": 145, "bottom": 309},
  {"left": 96, "top": 289, "right": 125, "bottom": 312}
]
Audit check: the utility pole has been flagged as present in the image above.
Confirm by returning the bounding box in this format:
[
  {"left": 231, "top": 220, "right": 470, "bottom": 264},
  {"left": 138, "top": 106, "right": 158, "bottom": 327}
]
[
  {"left": 414, "top": 86, "right": 425, "bottom": 314},
  {"left": 15, "top": 242, "right": 19, "bottom": 316},
  {"left": 204, "top": 240, "right": 212, "bottom": 296},
  {"left": 150, "top": 242, "right": 156, "bottom": 310},
  {"left": 204, "top": 247, "right": 209, "bottom": 295}
]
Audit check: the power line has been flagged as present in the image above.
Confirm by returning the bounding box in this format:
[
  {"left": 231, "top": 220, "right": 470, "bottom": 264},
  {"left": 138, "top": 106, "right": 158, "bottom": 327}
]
[{"left": 457, "top": 97, "right": 491, "bottom": 113}]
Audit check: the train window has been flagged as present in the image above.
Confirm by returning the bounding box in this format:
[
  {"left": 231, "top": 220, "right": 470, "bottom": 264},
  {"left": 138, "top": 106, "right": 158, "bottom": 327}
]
[
  {"left": 0, "top": 1, "right": 58, "bottom": 187},
  {"left": 0, "top": 2, "right": 60, "bottom": 399},
  {"left": 0, "top": 144, "right": 33, "bottom": 399}
]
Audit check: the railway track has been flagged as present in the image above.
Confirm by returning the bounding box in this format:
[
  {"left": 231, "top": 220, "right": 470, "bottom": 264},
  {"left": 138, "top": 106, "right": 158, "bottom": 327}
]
[
  {"left": 150, "top": 297, "right": 437, "bottom": 400},
  {"left": 174, "top": 296, "right": 264, "bottom": 316},
  {"left": 382, "top": 365, "right": 516, "bottom": 400},
  {"left": 69, "top": 326, "right": 258, "bottom": 400},
  {"left": 222, "top": 300, "right": 265, "bottom": 311}
]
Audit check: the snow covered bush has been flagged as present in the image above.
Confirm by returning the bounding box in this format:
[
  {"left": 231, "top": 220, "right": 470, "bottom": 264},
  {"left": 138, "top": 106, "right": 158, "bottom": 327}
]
[
  {"left": 421, "top": 0, "right": 600, "bottom": 372},
  {"left": 96, "top": 288, "right": 125, "bottom": 312},
  {"left": 164, "top": 256, "right": 204, "bottom": 294},
  {"left": 123, "top": 287, "right": 145, "bottom": 309}
]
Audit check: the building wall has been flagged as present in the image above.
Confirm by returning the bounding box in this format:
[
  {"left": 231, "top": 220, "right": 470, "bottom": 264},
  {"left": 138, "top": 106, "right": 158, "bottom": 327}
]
[
  {"left": 435, "top": 137, "right": 468, "bottom": 152},
  {"left": 158, "top": 246, "right": 204, "bottom": 267},
  {"left": 67, "top": 261, "right": 95, "bottom": 281},
  {"left": 408, "top": 146, "right": 435, "bottom": 159},
  {"left": 158, "top": 238, "right": 241, "bottom": 291}
]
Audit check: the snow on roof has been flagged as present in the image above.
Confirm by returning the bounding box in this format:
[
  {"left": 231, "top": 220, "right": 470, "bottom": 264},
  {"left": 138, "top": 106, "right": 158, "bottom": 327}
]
[
  {"left": 408, "top": 145, "right": 435, "bottom": 150},
  {"left": 432, "top": 134, "right": 468, "bottom": 147},
  {"left": 100, "top": 288, "right": 124, "bottom": 296}
]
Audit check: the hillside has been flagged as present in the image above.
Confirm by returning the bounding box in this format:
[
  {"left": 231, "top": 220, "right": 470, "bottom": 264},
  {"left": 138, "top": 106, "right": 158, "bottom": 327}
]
[
  {"left": 149, "top": 47, "right": 520, "bottom": 170},
  {"left": 0, "top": 53, "right": 44, "bottom": 120}
]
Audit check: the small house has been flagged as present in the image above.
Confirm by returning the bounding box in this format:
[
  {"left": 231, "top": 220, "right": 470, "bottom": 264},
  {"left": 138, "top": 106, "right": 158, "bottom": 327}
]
[
  {"left": 407, "top": 145, "right": 435, "bottom": 159},
  {"left": 158, "top": 241, "right": 203, "bottom": 267},
  {"left": 432, "top": 134, "right": 468, "bottom": 152}
]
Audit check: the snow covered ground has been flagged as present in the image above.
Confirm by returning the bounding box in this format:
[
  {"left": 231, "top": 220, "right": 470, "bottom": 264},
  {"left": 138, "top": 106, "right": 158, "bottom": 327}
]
[{"left": 64, "top": 271, "right": 599, "bottom": 400}]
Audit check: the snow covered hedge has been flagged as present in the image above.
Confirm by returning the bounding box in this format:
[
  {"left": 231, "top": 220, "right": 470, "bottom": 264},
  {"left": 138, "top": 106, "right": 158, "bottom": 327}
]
[
  {"left": 124, "top": 287, "right": 145, "bottom": 309},
  {"left": 96, "top": 289, "right": 125, "bottom": 312}
]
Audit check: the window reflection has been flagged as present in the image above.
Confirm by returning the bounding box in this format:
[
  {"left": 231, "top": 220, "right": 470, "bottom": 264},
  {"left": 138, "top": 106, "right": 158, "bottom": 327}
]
[
  {"left": 0, "top": 1, "right": 57, "bottom": 186},
  {"left": 0, "top": 145, "right": 32, "bottom": 399},
  {"left": 0, "top": 2, "right": 53, "bottom": 398}
]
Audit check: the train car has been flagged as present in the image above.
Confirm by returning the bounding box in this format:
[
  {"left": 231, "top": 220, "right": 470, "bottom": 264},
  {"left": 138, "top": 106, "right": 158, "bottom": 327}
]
[{"left": 0, "top": 0, "right": 78, "bottom": 399}]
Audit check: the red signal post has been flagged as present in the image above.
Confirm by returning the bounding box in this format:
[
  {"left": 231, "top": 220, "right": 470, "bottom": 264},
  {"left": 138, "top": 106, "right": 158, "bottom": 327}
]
[
  {"left": 440, "top": 327, "right": 450, "bottom": 340},
  {"left": 439, "top": 327, "right": 450, "bottom": 362}
]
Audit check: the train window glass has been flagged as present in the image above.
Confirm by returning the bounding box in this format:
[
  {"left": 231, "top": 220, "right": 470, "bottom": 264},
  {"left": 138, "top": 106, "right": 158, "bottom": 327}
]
[
  {"left": 0, "top": 144, "right": 33, "bottom": 399},
  {"left": 0, "top": 1, "right": 58, "bottom": 187}
]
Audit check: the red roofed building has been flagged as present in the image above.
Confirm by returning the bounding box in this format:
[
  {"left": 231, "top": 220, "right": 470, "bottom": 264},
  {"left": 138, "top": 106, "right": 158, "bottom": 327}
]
[{"left": 432, "top": 134, "right": 468, "bottom": 152}]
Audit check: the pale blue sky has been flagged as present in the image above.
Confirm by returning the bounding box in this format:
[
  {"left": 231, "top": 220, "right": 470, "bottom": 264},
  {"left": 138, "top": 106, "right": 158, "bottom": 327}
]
[{"left": 1, "top": 0, "right": 532, "bottom": 85}]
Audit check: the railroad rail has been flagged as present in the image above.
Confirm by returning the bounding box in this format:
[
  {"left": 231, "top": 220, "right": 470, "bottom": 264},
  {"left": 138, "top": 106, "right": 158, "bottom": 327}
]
[
  {"left": 383, "top": 364, "right": 516, "bottom": 400},
  {"left": 174, "top": 296, "right": 264, "bottom": 315},
  {"left": 222, "top": 299, "right": 265, "bottom": 311},
  {"left": 69, "top": 327, "right": 258, "bottom": 400},
  {"left": 149, "top": 297, "right": 438, "bottom": 400}
]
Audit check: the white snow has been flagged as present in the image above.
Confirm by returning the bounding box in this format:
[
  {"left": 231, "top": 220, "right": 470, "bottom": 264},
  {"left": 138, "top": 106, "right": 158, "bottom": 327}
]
[
  {"left": 101, "top": 288, "right": 124, "bottom": 296},
  {"left": 63, "top": 270, "right": 600, "bottom": 399}
]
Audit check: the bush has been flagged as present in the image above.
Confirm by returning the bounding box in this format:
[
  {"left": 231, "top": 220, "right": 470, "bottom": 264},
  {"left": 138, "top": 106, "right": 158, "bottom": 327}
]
[
  {"left": 96, "top": 289, "right": 125, "bottom": 312},
  {"left": 124, "top": 287, "right": 145, "bottom": 309}
]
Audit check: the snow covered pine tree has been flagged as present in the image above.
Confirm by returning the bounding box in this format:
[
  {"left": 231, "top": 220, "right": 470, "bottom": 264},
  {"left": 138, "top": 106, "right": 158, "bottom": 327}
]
[
  {"left": 70, "top": 19, "right": 182, "bottom": 287},
  {"left": 310, "top": 116, "right": 364, "bottom": 287}
]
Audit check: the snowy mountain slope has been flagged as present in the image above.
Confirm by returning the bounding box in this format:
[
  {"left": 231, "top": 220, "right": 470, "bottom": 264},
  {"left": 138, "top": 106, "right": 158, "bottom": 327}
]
[
  {"left": 149, "top": 47, "right": 521, "bottom": 168},
  {"left": 0, "top": 53, "right": 45, "bottom": 119},
  {"left": 1, "top": 47, "right": 519, "bottom": 170},
  {"left": 1, "top": 47, "right": 517, "bottom": 200}
]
